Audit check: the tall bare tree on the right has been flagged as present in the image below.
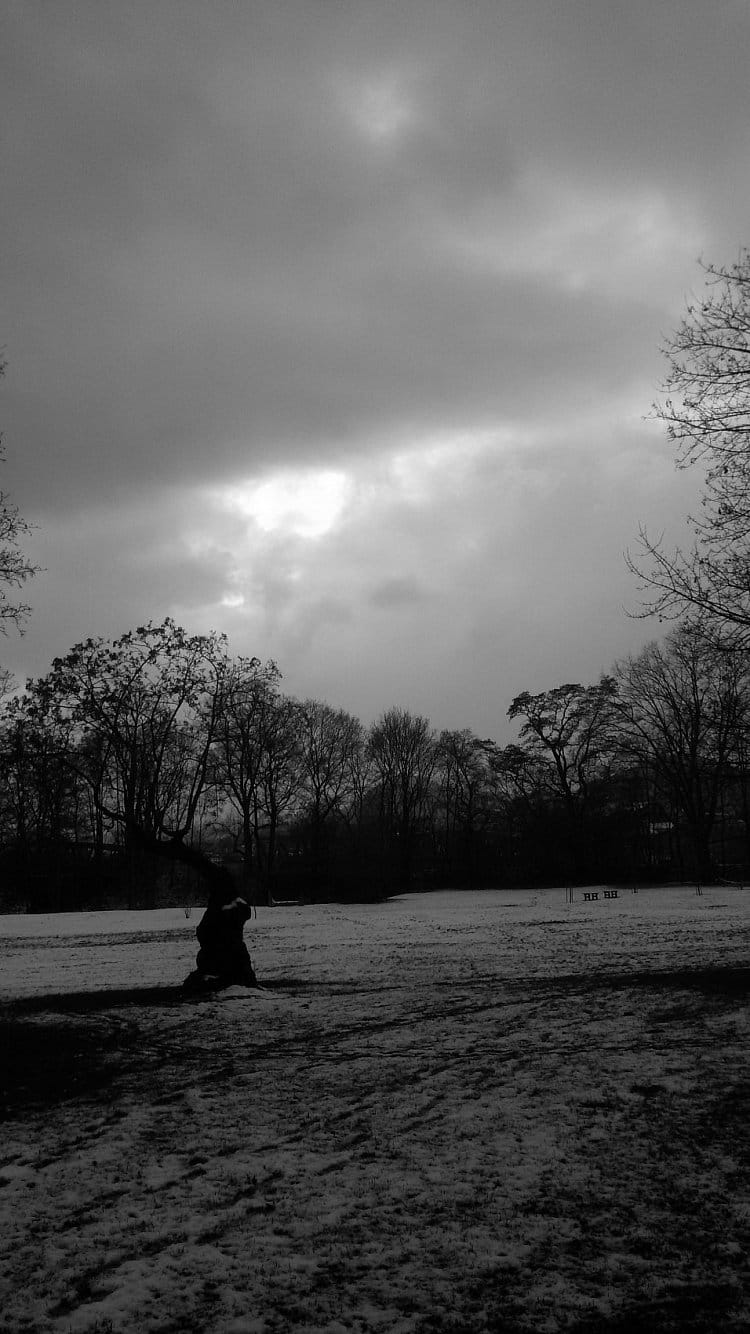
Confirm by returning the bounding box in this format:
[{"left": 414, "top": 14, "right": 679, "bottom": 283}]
[
  {"left": 0, "top": 360, "right": 38, "bottom": 655},
  {"left": 629, "top": 249, "right": 750, "bottom": 635},
  {"left": 615, "top": 621, "right": 750, "bottom": 883}
]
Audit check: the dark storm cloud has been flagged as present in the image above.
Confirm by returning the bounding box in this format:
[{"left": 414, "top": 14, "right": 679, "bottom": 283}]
[
  {"left": 4, "top": 0, "right": 749, "bottom": 511},
  {"left": 2, "top": 1, "right": 750, "bottom": 727},
  {"left": 368, "top": 576, "right": 429, "bottom": 609}
]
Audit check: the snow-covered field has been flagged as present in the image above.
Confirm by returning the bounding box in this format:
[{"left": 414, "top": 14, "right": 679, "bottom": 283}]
[{"left": 1, "top": 886, "right": 749, "bottom": 1333}]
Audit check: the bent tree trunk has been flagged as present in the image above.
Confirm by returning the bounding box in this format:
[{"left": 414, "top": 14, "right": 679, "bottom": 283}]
[{"left": 127, "top": 826, "right": 258, "bottom": 991}]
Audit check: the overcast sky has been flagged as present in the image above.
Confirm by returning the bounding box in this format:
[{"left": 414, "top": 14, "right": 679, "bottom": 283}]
[{"left": 2, "top": 0, "right": 749, "bottom": 739}]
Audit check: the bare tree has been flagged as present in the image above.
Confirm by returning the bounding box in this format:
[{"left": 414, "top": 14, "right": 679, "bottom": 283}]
[
  {"left": 297, "top": 699, "right": 364, "bottom": 894},
  {"left": 38, "top": 620, "right": 257, "bottom": 987},
  {"left": 253, "top": 690, "right": 301, "bottom": 898},
  {"left": 0, "top": 690, "right": 81, "bottom": 907},
  {"left": 436, "top": 729, "right": 495, "bottom": 884},
  {"left": 368, "top": 707, "right": 437, "bottom": 890},
  {"left": 0, "top": 360, "right": 38, "bottom": 639},
  {"left": 215, "top": 657, "right": 281, "bottom": 890},
  {"left": 508, "top": 679, "right": 620, "bottom": 879},
  {"left": 629, "top": 249, "right": 750, "bottom": 633},
  {"left": 488, "top": 741, "right": 556, "bottom": 882},
  {"left": 615, "top": 622, "right": 749, "bottom": 881},
  {"left": 41, "top": 621, "right": 229, "bottom": 860},
  {"left": 508, "top": 679, "right": 619, "bottom": 809},
  {"left": 216, "top": 658, "right": 301, "bottom": 903}
]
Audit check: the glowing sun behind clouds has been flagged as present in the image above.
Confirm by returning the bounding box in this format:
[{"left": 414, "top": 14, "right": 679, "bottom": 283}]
[{"left": 218, "top": 467, "right": 352, "bottom": 540}]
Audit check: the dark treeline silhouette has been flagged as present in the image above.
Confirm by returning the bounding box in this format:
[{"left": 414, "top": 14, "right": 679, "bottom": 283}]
[{"left": 2, "top": 616, "right": 749, "bottom": 912}]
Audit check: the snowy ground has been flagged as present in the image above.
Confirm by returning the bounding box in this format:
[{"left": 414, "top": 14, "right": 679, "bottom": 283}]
[{"left": 1, "top": 885, "right": 749, "bottom": 1333}]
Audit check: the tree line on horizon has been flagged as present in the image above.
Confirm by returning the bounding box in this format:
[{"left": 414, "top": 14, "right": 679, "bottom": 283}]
[
  {"left": 0, "top": 613, "right": 747, "bottom": 910},
  {"left": 2, "top": 249, "right": 750, "bottom": 910}
]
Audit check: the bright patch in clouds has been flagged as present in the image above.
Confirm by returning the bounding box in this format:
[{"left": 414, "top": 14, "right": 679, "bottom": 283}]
[
  {"left": 337, "top": 67, "right": 420, "bottom": 145},
  {"left": 440, "top": 172, "right": 704, "bottom": 299},
  {"left": 388, "top": 428, "right": 517, "bottom": 505},
  {"left": 201, "top": 432, "right": 509, "bottom": 630},
  {"left": 218, "top": 468, "right": 352, "bottom": 539}
]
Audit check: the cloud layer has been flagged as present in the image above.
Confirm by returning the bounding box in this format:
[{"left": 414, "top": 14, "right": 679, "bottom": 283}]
[{"left": 2, "top": 1, "right": 749, "bottom": 735}]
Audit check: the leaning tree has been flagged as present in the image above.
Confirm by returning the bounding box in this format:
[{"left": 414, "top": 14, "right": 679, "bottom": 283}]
[{"left": 37, "top": 619, "right": 257, "bottom": 989}]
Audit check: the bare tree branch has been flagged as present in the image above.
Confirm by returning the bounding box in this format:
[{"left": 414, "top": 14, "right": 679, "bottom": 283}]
[{"left": 631, "top": 249, "right": 750, "bottom": 633}]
